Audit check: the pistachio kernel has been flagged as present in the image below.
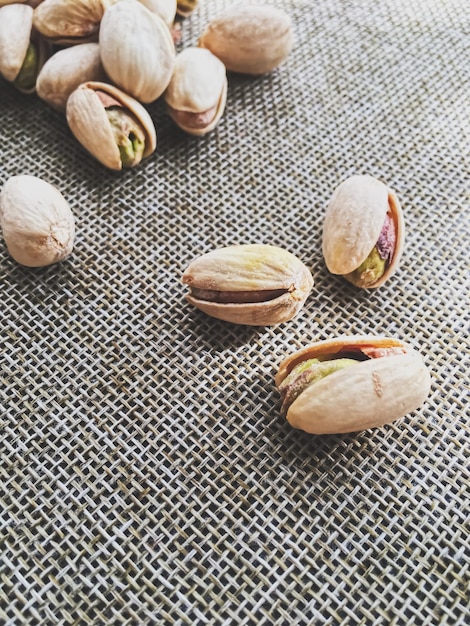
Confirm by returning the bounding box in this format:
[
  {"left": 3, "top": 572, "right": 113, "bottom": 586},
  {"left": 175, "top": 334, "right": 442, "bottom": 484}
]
[
  {"left": 96, "top": 90, "right": 146, "bottom": 168},
  {"left": 13, "top": 42, "right": 38, "bottom": 91}
]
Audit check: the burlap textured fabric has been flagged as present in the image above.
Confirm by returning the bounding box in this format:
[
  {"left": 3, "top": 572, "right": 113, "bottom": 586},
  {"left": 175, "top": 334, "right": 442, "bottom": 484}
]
[{"left": 1, "top": 0, "right": 469, "bottom": 624}]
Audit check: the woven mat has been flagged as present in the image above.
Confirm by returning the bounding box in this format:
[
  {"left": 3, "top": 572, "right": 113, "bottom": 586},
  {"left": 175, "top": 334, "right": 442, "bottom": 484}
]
[{"left": 1, "top": 0, "right": 469, "bottom": 624}]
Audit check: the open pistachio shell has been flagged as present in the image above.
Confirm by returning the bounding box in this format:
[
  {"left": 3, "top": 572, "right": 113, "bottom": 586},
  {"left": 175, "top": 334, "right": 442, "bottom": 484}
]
[
  {"left": 165, "top": 47, "right": 227, "bottom": 136},
  {"left": 275, "top": 336, "right": 431, "bottom": 434},
  {"left": 99, "top": 0, "right": 175, "bottom": 103},
  {"left": 0, "top": 4, "right": 49, "bottom": 93},
  {"left": 199, "top": 5, "right": 293, "bottom": 75},
  {"left": 66, "top": 81, "right": 157, "bottom": 170},
  {"left": 37, "top": 42, "right": 106, "bottom": 111},
  {"left": 182, "top": 244, "right": 314, "bottom": 326},
  {"left": 322, "top": 175, "right": 405, "bottom": 288}
]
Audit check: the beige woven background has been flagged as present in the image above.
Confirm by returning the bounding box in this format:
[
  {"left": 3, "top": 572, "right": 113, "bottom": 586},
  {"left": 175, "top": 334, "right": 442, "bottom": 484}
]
[{"left": 1, "top": 0, "right": 469, "bottom": 624}]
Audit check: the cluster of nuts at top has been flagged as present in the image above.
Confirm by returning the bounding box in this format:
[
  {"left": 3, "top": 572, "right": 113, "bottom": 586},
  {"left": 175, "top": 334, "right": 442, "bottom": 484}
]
[
  {"left": 0, "top": 0, "right": 294, "bottom": 170},
  {"left": 0, "top": 1, "right": 431, "bottom": 434}
]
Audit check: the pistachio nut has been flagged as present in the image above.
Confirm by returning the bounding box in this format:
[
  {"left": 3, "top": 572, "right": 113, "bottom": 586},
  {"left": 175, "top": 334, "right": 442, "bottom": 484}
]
[
  {"left": 165, "top": 47, "right": 227, "bottom": 136},
  {"left": 99, "top": 0, "right": 176, "bottom": 103},
  {"left": 0, "top": 175, "right": 75, "bottom": 267},
  {"left": 199, "top": 5, "right": 293, "bottom": 75},
  {"left": 176, "top": 0, "right": 197, "bottom": 18},
  {"left": 182, "top": 244, "right": 313, "bottom": 326},
  {"left": 0, "top": 4, "right": 49, "bottom": 93},
  {"left": 322, "top": 175, "right": 404, "bottom": 288},
  {"left": 33, "top": 0, "right": 118, "bottom": 45},
  {"left": 66, "top": 81, "right": 157, "bottom": 170},
  {"left": 276, "top": 336, "right": 431, "bottom": 434},
  {"left": 138, "top": 0, "right": 176, "bottom": 26},
  {"left": 36, "top": 42, "right": 106, "bottom": 111}
]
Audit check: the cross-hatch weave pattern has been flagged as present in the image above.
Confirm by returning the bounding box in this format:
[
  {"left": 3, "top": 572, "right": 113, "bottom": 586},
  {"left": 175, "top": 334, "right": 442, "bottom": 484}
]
[{"left": 0, "top": 1, "right": 469, "bottom": 624}]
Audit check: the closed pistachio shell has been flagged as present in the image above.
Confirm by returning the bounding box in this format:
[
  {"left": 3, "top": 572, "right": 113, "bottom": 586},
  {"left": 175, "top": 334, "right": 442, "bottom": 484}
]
[
  {"left": 183, "top": 244, "right": 313, "bottom": 326},
  {"left": 276, "top": 336, "right": 431, "bottom": 434},
  {"left": 165, "top": 47, "right": 227, "bottom": 136},
  {"left": 199, "top": 5, "right": 293, "bottom": 75},
  {"left": 66, "top": 81, "right": 157, "bottom": 170},
  {"left": 33, "top": 0, "right": 117, "bottom": 44},
  {"left": 0, "top": 175, "right": 75, "bottom": 267},
  {"left": 138, "top": 0, "right": 176, "bottom": 25},
  {"left": 322, "top": 175, "right": 404, "bottom": 288},
  {"left": 99, "top": 0, "right": 176, "bottom": 103},
  {"left": 36, "top": 42, "right": 106, "bottom": 111}
]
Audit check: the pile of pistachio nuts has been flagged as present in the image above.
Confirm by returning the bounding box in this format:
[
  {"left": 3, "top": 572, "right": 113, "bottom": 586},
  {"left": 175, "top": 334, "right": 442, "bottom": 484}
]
[
  {"left": 0, "top": 1, "right": 432, "bottom": 434},
  {"left": 0, "top": 0, "right": 293, "bottom": 170}
]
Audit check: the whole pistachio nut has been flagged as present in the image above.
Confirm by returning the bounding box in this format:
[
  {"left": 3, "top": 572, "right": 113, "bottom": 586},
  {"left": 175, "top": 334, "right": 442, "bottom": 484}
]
[
  {"left": 33, "top": 0, "right": 118, "bottom": 45},
  {"left": 165, "top": 47, "right": 227, "bottom": 136},
  {"left": 138, "top": 0, "right": 176, "bottom": 26},
  {"left": 182, "top": 244, "right": 314, "bottom": 326},
  {"left": 0, "top": 175, "right": 75, "bottom": 267},
  {"left": 66, "top": 81, "right": 157, "bottom": 170},
  {"left": 199, "top": 5, "right": 293, "bottom": 75},
  {"left": 176, "top": 0, "right": 198, "bottom": 18},
  {"left": 99, "top": 0, "right": 176, "bottom": 103},
  {"left": 0, "top": 3, "right": 49, "bottom": 93},
  {"left": 322, "top": 175, "right": 404, "bottom": 288},
  {"left": 276, "top": 336, "right": 431, "bottom": 434},
  {"left": 37, "top": 42, "right": 106, "bottom": 111}
]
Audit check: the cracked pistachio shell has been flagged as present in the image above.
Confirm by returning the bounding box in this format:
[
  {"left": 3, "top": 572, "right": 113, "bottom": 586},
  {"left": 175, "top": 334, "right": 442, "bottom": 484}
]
[
  {"left": 36, "top": 42, "right": 106, "bottom": 111},
  {"left": 275, "top": 336, "right": 431, "bottom": 434},
  {"left": 66, "top": 81, "right": 157, "bottom": 171},
  {"left": 0, "top": 4, "right": 49, "bottom": 92},
  {"left": 99, "top": 0, "right": 176, "bottom": 103},
  {"left": 182, "top": 244, "right": 314, "bottom": 326},
  {"left": 199, "top": 5, "right": 293, "bottom": 75},
  {"left": 33, "top": 0, "right": 118, "bottom": 44},
  {"left": 165, "top": 47, "right": 227, "bottom": 136},
  {"left": 138, "top": 0, "right": 176, "bottom": 25},
  {"left": 322, "top": 175, "right": 404, "bottom": 288},
  {"left": 0, "top": 175, "right": 75, "bottom": 267}
]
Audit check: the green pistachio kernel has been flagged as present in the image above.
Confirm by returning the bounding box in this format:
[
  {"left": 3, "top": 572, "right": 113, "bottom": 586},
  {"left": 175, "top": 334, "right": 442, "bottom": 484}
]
[
  {"left": 345, "top": 246, "right": 387, "bottom": 288},
  {"left": 13, "top": 42, "right": 39, "bottom": 92},
  {"left": 105, "top": 108, "right": 146, "bottom": 168},
  {"left": 279, "top": 357, "right": 358, "bottom": 414}
]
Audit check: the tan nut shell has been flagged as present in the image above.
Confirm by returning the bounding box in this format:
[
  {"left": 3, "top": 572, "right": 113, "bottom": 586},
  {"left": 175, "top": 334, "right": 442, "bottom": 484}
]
[
  {"left": 183, "top": 244, "right": 314, "bottom": 326},
  {"left": 275, "top": 336, "right": 431, "bottom": 434},
  {"left": 322, "top": 175, "right": 404, "bottom": 288},
  {"left": 33, "top": 0, "right": 117, "bottom": 44},
  {"left": 99, "top": 0, "right": 175, "bottom": 103},
  {"left": 0, "top": 174, "right": 75, "bottom": 267},
  {"left": 199, "top": 5, "right": 293, "bottom": 75},
  {"left": 165, "top": 47, "right": 227, "bottom": 136},
  {"left": 0, "top": 4, "right": 33, "bottom": 83},
  {"left": 66, "top": 81, "right": 157, "bottom": 171},
  {"left": 37, "top": 43, "right": 106, "bottom": 111}
]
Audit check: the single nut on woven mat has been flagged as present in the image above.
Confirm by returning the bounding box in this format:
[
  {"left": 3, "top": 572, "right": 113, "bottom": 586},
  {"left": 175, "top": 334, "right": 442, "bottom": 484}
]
[
  {"left": 322, "top": 174, "right": 405, "bottom": 288},
  {"left": 275, "top": 336, "right": 430, "bottom": 434},
  {"left": 138, "top": 0, "right": 176, "bottom": 26},
  {"left": 0, "top": 175, "right": 75, "bottom": 267},
  {"left": 0, "top": 3, "right": 49, "bottom": 93},
  {"left": 33, "top": 0, "right": 117, "bottom": 45},
  {"left": 66, "top": 81, "right": 157, "bottom": 171},
  {"left": 165, "top": 47, "right": 227, "bottom": 136},
  {"left": 36, "top": 43, "right": 106, "bottom": 112},
  {"left": 182, "top": 244, "right": 314, "bottom": 326},
  {"left": 99, "top": 0, "right": 176, "bottom": 103},
  {"left": 198, "top": 4, "right": 293, "bottom": 75}
]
